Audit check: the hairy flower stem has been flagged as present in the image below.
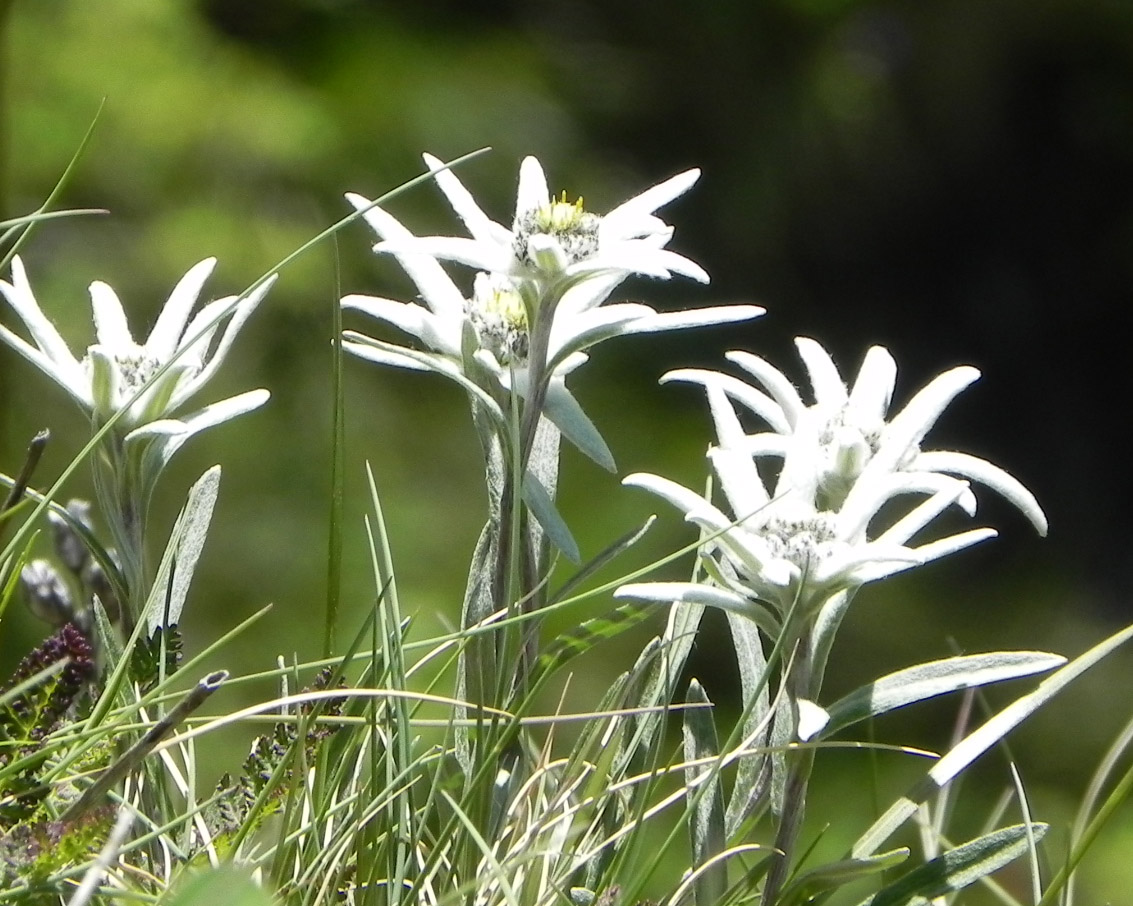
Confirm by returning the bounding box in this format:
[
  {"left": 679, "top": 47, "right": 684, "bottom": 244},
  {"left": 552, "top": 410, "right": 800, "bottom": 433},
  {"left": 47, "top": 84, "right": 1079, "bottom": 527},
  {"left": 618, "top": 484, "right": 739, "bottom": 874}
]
[
  {"left": 489, "top": 477, "right": 537, "bottom": 696},
  {"left": 762, "top": 625, "right": 816, "bottom": 906},
  {"left": 93, "top": 435, "right": 148, "bottom": 633},
  {"left": 516, "top": 280, "right": 559, "bottom": 467},
  {"left": 489, "top": 285, "right": 559, "bottom": 699}
]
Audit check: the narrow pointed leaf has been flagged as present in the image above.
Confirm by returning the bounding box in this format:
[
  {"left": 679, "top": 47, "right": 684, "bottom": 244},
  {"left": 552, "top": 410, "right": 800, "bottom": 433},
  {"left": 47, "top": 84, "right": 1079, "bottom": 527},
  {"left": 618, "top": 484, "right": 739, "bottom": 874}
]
[
  {"left": 857, "top": 823, "right": 1048, "bottom": 906},
  {"left": 549, "top": 516, "right": 655, "bottom": 606},
  {"left": 631, "top": 599, "right": 706, "bottom": 764},
  {"left": 144, "top": 466, "right": 221, "bottom": 634},
  {"left": 455, "top": 519, "right": 498, "bottom": 773},
  {"left": 813, "top": 651, "right": 1065, "bottom": 741},
  {"left": 525, "top": 414, "right": 562, "bottom": 567},
  {"left": 725, "top": 610, "right": 773, "bottom": 835},
  {"left": 542, "top": 384, "right": 616, "bottom": 472},
  {"left": 522, "top": 469, "right": 580, "bottom": 564},
  {"left": 855, "top": 623, "right": 1133, "bottom": 858},
  {"left": 532, "top": 602, "right": 654, "bottom": 687},
  {"left": 683, "top": 679, "right": 727, "bottom": 906},
  {"left": 779, "top": 849, "right": 909, "bottom": 906}
]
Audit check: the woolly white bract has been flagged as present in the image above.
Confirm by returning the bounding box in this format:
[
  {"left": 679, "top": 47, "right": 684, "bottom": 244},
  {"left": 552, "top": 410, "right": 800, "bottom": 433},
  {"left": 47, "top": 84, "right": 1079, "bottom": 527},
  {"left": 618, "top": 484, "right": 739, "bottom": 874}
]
[
  {"left": 618, "top": 338, "right": 1047, "bottom": 615},
  {"left": 0, "top": 256, "right": 274, "bottom": 450},
  {"left": 366, "top": 152, "right": 710, "bottom": 293}
]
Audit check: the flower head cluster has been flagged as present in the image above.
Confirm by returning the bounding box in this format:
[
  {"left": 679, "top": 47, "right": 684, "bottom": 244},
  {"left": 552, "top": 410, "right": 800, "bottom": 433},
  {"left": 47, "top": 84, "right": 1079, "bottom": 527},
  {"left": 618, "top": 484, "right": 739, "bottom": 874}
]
[
  {"left": 618, "top": 338, "right": 1047, "bottom": 617},
  {"left": 465, "top": 272, "right": 530, "bottom": 366},
  {"left": 370, "top": 153, "right": 711, "bottom": 294},
  {"left": 0, "top": 256, "right": 274, "bottom": 453},
  {"left": 342, "top": 154, "right": 761, "bottom": 467}
]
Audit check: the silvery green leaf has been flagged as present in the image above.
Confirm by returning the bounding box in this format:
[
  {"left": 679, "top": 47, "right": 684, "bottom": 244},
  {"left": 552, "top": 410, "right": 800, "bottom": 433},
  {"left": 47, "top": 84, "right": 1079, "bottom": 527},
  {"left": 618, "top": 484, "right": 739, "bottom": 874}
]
[
  {"left": 683, "top": 679, "right": 727, "bottom": 906},
  {"left": 854, "top": 622, "right": 1133, "bottom": 858},
  {"left": 610, "top": 637, "right": 665, "bottom": 779},
  {"left": 522, "top": 470, "right": 580, "bottom": 564},
  {"left": 768, "top": 695, "right": 794, "bottom": 818},
  {"left": 812, "top": 651, "right": 1066, "bottom": 742},
  {"left": 724, "top": 610, "right": 773, "bottom": 835},
  {"left": 525, "top": 415, "right": 561, "bottom": 566},
  {"left": 615, "top": 580, "right": 780, "bottom": 636},
  {"left": 855, "top": 823, "right": 1048, "bottom": 906},
  {"left": 144, "top": 465, "right": 221, "bottom": 635},
  {"left": 455, "top": 519, "right": 498, "bottom": 774},
  {"left": 616, "top": 597, "right": 705, "bottom": 776},
  {"left": 91, "top": 591, "right": 124, "bottom": 665},
  {"left": 542, "top": 382, "right": 615, "bottom": 472},
  {"left": 777, "top": 848, "right": 909, "bottom": 905}
]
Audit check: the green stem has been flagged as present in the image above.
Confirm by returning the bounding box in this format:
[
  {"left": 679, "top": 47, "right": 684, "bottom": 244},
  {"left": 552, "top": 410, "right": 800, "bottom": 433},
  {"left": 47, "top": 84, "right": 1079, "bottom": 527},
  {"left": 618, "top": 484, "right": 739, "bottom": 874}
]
[
  {"left": 762, "top": 623, "right": 815, "bottom": 906},
  {"left": 516, "top": 278, "right": 561, "bottom": 468},
  {"left": 92, "top": 434, "right": 148, "bottom": 633},
  {"left": 489, "top": 280, "right": 561, "bottom": 701}
]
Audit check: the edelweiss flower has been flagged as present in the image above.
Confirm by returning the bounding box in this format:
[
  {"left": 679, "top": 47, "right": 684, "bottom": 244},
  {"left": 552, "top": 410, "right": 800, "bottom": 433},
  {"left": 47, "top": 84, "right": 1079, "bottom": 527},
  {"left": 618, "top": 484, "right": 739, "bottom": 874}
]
[
  {"left": 0, "top": 256, "right": 274, "bottom": 447},
  {"left": 617, "top": 340, "right": 1046, "bottom": 616},
  {"left": 342, "top": 163, "right": 761, "bottom": 468},
  {"left": 365, "top": 153, "right": 710, "bottom": 296}
]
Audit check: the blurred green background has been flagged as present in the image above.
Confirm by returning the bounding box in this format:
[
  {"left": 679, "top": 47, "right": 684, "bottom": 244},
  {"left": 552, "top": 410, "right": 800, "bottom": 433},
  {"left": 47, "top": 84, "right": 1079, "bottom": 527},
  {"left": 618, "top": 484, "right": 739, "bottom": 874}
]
[{"left": 2, "top": 0, "right": 1132, "bottom": 900}]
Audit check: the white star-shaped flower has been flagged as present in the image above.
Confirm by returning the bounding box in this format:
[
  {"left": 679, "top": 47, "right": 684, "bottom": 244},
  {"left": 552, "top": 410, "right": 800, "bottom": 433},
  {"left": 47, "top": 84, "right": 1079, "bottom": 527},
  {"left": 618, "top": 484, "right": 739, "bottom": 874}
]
[
  {"left": 366, "top": 153, "right": 710, "bottom": 297},
  {"left": 618, "top": 340, "right": 1046, "bottom": 616},
  {"left": 666, "top": 338, "right": 1047, "bottom": 534},
  {"left": 342, "top": 165, "right": 762, "bottom": 469},
  {"left": 0, "top": 256, "right": 274, "bottom": 453}
]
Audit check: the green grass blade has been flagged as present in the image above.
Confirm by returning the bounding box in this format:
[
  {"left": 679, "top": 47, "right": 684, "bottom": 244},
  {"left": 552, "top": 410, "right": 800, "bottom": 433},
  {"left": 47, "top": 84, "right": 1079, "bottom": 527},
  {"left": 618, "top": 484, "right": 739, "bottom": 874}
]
[{"left": 323, "top": 243, "right": 346, "bottom": 659}]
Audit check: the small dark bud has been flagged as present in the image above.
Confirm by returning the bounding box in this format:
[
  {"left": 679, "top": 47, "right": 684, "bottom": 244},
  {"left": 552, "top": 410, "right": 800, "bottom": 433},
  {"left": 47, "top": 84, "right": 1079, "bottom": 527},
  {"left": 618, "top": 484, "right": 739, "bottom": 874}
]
[
  {"left": 20, "top": 560, "right": 74, "bottom": 627},
  {"left": 83, "top": 553, "right": 120, "bottom": 623},
  {"left": 47, "top": 499, "right": 94, "bottom": 575}
]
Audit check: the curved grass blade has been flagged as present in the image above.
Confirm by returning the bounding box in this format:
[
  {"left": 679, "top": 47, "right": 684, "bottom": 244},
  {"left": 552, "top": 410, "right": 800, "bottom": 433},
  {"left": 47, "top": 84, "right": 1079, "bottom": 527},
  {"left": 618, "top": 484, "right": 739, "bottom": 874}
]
[
  {"left": 530, "top": 602, "right": 654, "bottom": 689},
  {"left": 0, "top": 99, "right": 107, "bottom": 270},
  {"left": 323, "top": 243, "right": 346, "bottom": 658}
]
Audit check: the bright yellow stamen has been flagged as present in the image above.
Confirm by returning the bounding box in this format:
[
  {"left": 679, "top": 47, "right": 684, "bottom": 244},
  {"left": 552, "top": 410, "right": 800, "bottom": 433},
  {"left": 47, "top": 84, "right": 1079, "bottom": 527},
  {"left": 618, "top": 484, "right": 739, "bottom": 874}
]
[
  {"left": 484, "top": 285, "right": 528, "bottom": 330},
  {"left": 538, "top": 192, "right": 588, "bottom": 233}
]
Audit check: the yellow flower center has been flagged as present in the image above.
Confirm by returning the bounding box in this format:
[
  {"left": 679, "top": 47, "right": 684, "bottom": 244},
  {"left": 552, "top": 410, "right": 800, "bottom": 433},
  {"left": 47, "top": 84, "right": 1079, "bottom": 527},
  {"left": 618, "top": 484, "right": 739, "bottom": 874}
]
[
  {"left": 513, "top": 191, "right": 601, "bottom": 269},
  {"left": 536, "top": 193, "right": 589, "bottom": 234},
  {"left": 467, "top": 274, "right": 530, "bottom": 365}
]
